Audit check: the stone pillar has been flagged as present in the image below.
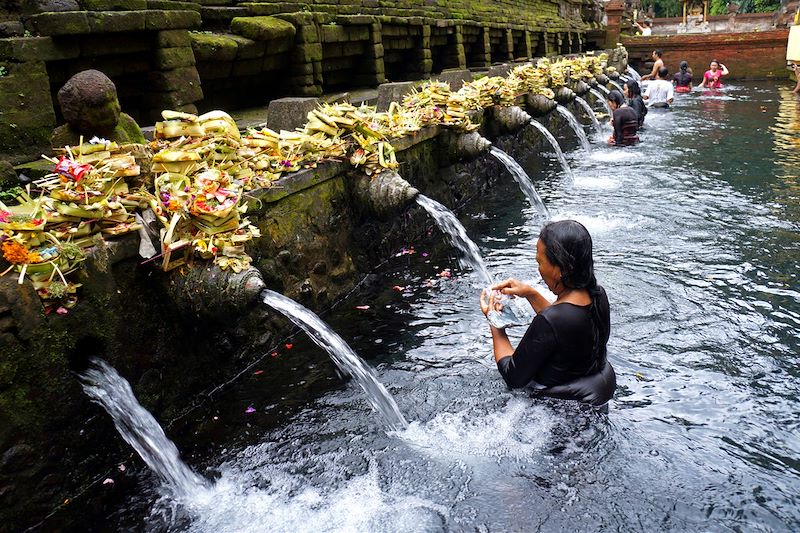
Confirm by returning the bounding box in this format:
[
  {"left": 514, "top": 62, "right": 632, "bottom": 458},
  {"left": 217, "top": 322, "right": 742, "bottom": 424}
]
[
  {"left": 420, "top": 24, "right": 433, "bottom": 78},
  {"left": 282, "top": 13, "right": 323, "bottom": 97},
  {"left": 523, "top": 30, "right": 533, "bottom": 59},
  {"left": 366, "top": 19, "right": 387, "bottom": 85},
  {"left": 152, "top": 30, "right": 201, "bottom": 116},
  {"left": 605, "top": 0, "right": 625, "bottom": 49},
  {"left": 477, "top": 26, "right": 491, "bottom": 67},
  {"left": 505, "top": 29, "right": 514, "bottom": 61},
  {"left": 454, "top": 25, "right": 466, "bottom": 69}
]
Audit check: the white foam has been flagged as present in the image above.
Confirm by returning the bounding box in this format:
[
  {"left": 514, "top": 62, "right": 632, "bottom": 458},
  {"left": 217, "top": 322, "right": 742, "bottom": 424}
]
[
  {"left": 550, "top": 212, "right": 644, "bottom": 234},
  {"left": 573, "top": 175, "right": 620, "bottom": 190},
  {"left": 398, "top": 397, "right": 552, "bottom": 459}
]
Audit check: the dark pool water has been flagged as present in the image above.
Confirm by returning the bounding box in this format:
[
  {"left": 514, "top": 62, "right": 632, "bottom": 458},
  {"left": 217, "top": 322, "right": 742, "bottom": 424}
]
[{"left": 112, "top": 82, "right": 799, "bottom": 532}]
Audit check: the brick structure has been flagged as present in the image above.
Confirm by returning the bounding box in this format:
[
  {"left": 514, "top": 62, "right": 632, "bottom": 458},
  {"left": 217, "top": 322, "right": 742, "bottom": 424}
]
[{"left": 624, "top": 29, "right": 790, "bottom": 80}]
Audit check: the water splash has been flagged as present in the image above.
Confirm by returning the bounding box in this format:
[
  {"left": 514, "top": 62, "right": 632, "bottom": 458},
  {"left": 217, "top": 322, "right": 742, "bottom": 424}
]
[
  {"left": 627, "top": 65, "right": 642, "bottom": 81},
  {"left": 609, "top": 79, "right": 624, "bottom": 93},
  {"left": 528, "top": 120, "right": 575, "bottom": 182},
  {"left": 589, "top": 88, "right": 612, "bottom": 116},
  {"left": 574, "top": 95, "right": 601, "bottom": 132},
  {"left": 415, "top": 194, "right": 491, "bottom": 284},
  {"left": 80, "top": 359, "right": 210, "bottom": 499},
  {"left": 261, "top": 290, "right": 408, "bottom": 431},
  {"left": 489, "top": 147, "right": 550, "bottom": 219},
  {"left": 555, "top": 105, "right": 591, "bottom": 152}
]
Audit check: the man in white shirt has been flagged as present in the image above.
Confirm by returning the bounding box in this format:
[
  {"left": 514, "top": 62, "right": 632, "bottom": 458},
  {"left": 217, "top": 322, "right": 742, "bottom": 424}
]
[
  {"left": 643, "top": 67, "right": 674, "bottom": 108},
  {"left": 635, "top": 20, "right": 653, "bottom": 36}
]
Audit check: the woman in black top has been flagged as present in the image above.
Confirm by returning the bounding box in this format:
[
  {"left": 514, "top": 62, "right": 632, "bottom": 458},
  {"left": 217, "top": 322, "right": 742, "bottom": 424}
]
[
  {"left": 480, "top": 220, "right": 616, "bottom": 405},
  {"left": 606, "top": 90, "right": 640, "bottom": 146},
  {"left": 623, "top": 79, "right": 647, "bottom": 128}
]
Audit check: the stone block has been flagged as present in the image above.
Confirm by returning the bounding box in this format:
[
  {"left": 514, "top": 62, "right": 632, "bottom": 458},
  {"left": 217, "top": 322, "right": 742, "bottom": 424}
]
[
  {"left": 196, "top": 60, "right": 232, "bottom": 79},
  {"left": 231, "top": 57, "right": 263, "bottom": 77},
  {"left": 288, "top": 72, "right": 315, "bottom": 85},
  {"left": 434, "top": 68, "right": 471, "bottom": 90},
  {"left": 262, "top": 53, "right": 289, "bottom": 71},
  {"left": 24, "top": 0, "right": 80, "bottom": 14},
  {"left": 80, "top": 0, "right": 147, "bottom": 10},
  {"left": 201, "top": 6, "right": 249, "bottom": 21},
  {"left": 231, "top": 16, "right": 296, "bottom": 42},
  {"left": 227, "top": 34, "right": 265, "bottom": 59},
  {"left": 293, "top": 84, "right": 322, "bottom": 96},
  {"left": 148, "top": 66, "right": 202, "bottom": 92},
  {"left": 157, "top": 29, "right": 191, "bottom": 47},
  {"left": 375, "top": 81, "right": 416, "bottom": 111},
  {"left": 487, "top": 63, "right": 511, "bottom": 77},
  {"left": 144, "top": 9, "right": 201, "bottom": 30},
  {"left": 0, "top": 37, "right": 80, "bottom": 61},
  {"left": 266, "top": 97, "right": 319, "bottom": 131},
  {"left": 0, "top": 22, "right": 25, "bottom": 37},
  {"left": 291, "top": 42, "right": 322, "bottom": 63},
  {"left": 28, "top": 12, "right": 91, "bottom": 36},
  {"left": 320, "top": 24, "right": 348, "bottom": 43},
  {"left": 87, "top": 11, "right": 146, "bottom": 33},
  {"left": 154, "top": 46, "right": 196, "bottom": 69},
  {"left": 147, "top": 0, "right": 201, "bottom": 12},
  {"left": 346, "top": 27, "right": 369, "bottom": 41},
  {"left": 244, "top": 3, "right": 308, "bottom": 16},
  {"left": 190, "top": 32, "right": 238, "bottom": 61},
  {"left": 368, "top": 43, "right": 383, "bottom": 58}
]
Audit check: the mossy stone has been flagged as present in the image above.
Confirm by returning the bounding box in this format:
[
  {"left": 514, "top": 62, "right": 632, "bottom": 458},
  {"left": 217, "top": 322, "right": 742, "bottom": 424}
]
[
  {"left": 190, "top": 31, "right": 238, "bottom": 61},
  {"left": 230, "top": 15, "right": 296, "bottom": 42}
]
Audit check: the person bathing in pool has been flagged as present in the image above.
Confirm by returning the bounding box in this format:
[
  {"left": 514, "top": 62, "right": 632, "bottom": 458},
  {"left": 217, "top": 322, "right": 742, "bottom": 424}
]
[
  {"left": 605, "top": 89, "right": 640, "bottom": 146},
  {"left": 480, "top": 220, "right": 616, "bottom": 406}
]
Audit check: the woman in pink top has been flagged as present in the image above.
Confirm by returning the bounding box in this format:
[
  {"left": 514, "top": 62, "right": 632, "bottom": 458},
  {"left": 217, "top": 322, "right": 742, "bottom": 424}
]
[{"left": 698, "top": 59, "right": 729, "bottom": 89}]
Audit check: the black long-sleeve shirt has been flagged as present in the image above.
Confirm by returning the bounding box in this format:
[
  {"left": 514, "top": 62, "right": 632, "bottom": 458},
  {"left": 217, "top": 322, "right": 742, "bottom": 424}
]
[
  {"left": 611, "top": 106, "right": 640, "bottom": 146},
  {"left": 628, "top": 95, "right": 647, "bottom": 128},
  {"left": 497, "top": 288, "right": 610, "bottom": 390}
]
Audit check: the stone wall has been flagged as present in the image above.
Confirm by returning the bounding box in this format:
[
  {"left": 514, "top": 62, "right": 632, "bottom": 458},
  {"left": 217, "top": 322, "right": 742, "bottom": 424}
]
[
  {"left": 0, "top": 80, "right": 611, "bottom": 530},
  {"left": 0, "top": 0, "right": 599, "bottom": 163},
  {"left": 624, "top": 29, "right": 790, "bottom": 79}
]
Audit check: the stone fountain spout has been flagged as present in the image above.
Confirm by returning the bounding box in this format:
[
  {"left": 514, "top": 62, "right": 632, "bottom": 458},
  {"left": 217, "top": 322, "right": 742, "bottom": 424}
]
[
  {"left": 166, "top": 265, "right": 266, "bottom": 318},
  {"left": 351, "top": 170, "right": 420, "bottom": 219},
  {"left": 594, "top": 73, "right": 610, "bottom": 86},
  {"left": 525, "top": 94, "right": 558, "bottom": 117},
  {"left": 491, "top": 105, "right": 533, "bottom": 133},
  {"left": 554, "top": 86, "right": 576, "bottom": 105},
  {"left": 440, "top": 130, "right": 492, "bottom": 163},
  {"left": 571, "top": 80, "right": 591, "bottom": 96}
]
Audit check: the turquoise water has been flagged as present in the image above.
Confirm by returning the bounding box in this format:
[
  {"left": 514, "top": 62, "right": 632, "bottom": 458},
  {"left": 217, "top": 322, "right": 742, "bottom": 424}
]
[{"left": 102, "top": 82, "right": 799, "bottom": 532}]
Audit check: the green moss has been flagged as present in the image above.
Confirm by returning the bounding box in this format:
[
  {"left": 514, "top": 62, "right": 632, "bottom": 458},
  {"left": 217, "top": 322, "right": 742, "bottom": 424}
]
[
  {"left": 190, "top": 31, "right": 239, "bottom": 61},
  {"left": 230, "top": 16, "right": 297, "bottom": 42}
]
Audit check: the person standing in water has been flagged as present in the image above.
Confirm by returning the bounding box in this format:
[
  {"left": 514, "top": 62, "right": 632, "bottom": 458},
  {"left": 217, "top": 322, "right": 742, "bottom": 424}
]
[
  {"left": 624, "top": 79, "right": 647, "bottom": 128},
  {"left": 643, "top": 67, "right": 674, "bottom": 108},
  {"left": 673, "top": 61, "right": 693, "bottom": 93},
  {"left": 641, "top": 49, "right": 664, "bottom": 81},
  {"left": 605, "top": 90, "right": 640, "bottom": 146},
  {"left": 480, "top": 220, "right": 616, "bottom": 406},
  {"left": 698, "top": 60, "right": 729, "bottom": 89}
]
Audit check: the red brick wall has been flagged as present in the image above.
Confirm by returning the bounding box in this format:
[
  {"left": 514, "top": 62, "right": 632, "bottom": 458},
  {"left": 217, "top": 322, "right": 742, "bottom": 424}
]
[{"left": 623, "top": 29, "right": 789, "bottom": 79}]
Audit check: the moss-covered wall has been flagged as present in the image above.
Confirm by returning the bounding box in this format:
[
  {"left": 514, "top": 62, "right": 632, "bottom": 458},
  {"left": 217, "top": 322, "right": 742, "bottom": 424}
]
[{"left": 0, "top": 85, "right": 613, "bottom": 530}]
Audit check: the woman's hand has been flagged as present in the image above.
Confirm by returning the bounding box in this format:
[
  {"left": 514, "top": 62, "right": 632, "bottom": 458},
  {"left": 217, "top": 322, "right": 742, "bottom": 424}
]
[
  {"left": 491, "top": 278, "right": 534, "bottom": 298},
  {"left": 480, "top": 288, "right": 503, "bottom": 317}
]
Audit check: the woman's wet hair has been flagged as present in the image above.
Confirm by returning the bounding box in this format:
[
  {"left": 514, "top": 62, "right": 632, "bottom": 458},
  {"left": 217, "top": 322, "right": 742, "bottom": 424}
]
[
  {"left": 607, "top": 89, "right": 625, "bottom": 106},
  {"left": 624, "top": 79, "right": 641, "bottom": 97},
  {"left": 539, "top": 220, "right": 610, "bottom": 366},
  {"left": 710, "top": 59, "right": 719, "bottom": 66},
  {"left": 539, "top": 220, "right": 596, "bottom": 291},
  {"left": 680, "top": 60, "right": 689, "bottom": 71}
]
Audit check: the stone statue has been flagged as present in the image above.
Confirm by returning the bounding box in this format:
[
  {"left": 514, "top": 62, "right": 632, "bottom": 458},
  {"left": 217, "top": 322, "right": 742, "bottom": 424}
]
[{"left": 51, "top": 69, "right": 146, "bottom": 148}]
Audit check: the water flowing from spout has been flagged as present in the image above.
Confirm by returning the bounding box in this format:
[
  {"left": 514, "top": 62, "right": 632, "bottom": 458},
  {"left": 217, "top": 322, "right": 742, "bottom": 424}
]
[
  {"left": 596, "top": 84, "right": 611, "bottom": 96},
  {"left": 555, "top": 105, "right": 591, "bottom": 152},
  {"left": 609, "top": 79, "right": 624, "bottom": 93},
  {"left": 574, "top": 96, "right": 600, "bottom": 132},
  {"left": 80, "top": 359, "right": 210, "bottom": 499},
  {"left": 627, "top": 65, "right": 641, "bottom": 81},
  {"left": 528, "top": 120, "right": 575, "bottom": 182},
  {"left": 261, "top": 290, "right": 408, "bottom": 432},
  {"left": 589, "top": 88, "right": 612, "bottom": 116},
  {"left": 489, "top": 147, "right": 550, "bottom": 219},
  {"left": 415, "top": 194, "right": 492, "bottom": 285}
]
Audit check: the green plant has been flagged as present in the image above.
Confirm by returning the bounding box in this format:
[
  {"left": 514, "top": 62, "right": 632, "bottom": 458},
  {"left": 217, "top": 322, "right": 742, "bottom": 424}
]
[
  {"left": 0, "top": 187, "right": 23, "bottom": 205},
  {"left": 0, "top": 66, "right": 7, "bottom": 77}
]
